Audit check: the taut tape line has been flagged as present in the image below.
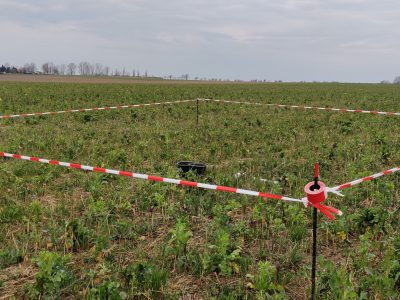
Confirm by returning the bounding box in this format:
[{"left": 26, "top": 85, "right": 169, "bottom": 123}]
[
  {"left": 199, "top": 99, "right": 400, "bottom": 116},
  {"left": 0, "top": 151, "right": 304, "bottom": 204},
  {"left": 331, "top": 166, "right": 400, "bottom": 191},
  {"left": 0, "top": 99, "right": 196, "bottom": 120}
]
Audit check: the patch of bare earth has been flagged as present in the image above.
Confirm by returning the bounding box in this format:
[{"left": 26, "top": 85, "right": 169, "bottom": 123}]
[
  {"left": 0, "top": 262, "right": 37, "bottom": 299},
  {"left": 0, "top": 74, "right": 237, "bottom": 85}
]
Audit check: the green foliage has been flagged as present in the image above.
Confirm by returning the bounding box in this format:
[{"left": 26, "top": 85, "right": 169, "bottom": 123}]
[
  {"left": 351, "top": 232, "right": 400, "bottom": 298},
  {"left": 27, "top": 251, "right": 74, "bottom": 298},
  {"left": 88, "top": 280, "right": 126, "bottom": 300},
  {"left": 168, "top": 219, "right": 192, "bottom": 258},
  {"left": 1, "top": 81, "right": 400, "bottom": 298},
  {"left": 123, "top": 261, "right": 168, "bottom": 296},
  {"left": 317, "top": 258, "right": 357, "bottom": 299},
  {"left": 201, "top": 230, "right": 243, "bottom": 276},
  {"left": 0, "top": 247, "right": 23, "bottom": 268},
  {"left": 0, "top": 201, "right": 25, "bottom": 223},
  {"left": 253, "top": 261, "right": 286, "bottom": 299},
  {"left": 66, "top": 219, "right": 92, "bottom": 251},
  {"left": 352, "top": 207, "right": 388, "bottom": 233}
]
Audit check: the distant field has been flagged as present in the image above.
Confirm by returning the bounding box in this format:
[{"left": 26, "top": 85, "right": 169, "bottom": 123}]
[
  {"left": 1, "top": 81, "right": 400, "bottom": 299},
  {"left": 0, "top": 74, "right": 234, "bottom": 84}
]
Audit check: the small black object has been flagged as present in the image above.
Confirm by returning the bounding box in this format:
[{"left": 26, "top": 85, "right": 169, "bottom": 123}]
[
  {"left": 177, "top": 161, "right": 206, "bottom": 175},
  {"left": 190, "top": 163, "right": 206, "bottom": 175},
  {"left": 177, "top": 161, "right": 194, "bottom": 173}
]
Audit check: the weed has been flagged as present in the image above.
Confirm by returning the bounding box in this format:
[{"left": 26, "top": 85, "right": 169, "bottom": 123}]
[
  {"left": 317, "top": 257, "right": 357, "bottom": 299},
  {"left": 167, "top": 218, "right": 192, "bottom": 259},
  {"left": 123, "top": 261, "right": 168, "bottom": 296},
  {"left": 2, "top": 82, "right": 400, "bottom": 298},
  {"left": 0, "top": 247, "right": 23, "bottom": 268},
  {"left": 88, "top": 280, "right": 126, "bottom": 300},
  {"left": 26, "top": 251, "right": 74, "bottom": 298},
  {"left": 253, "top": 261, "right": 286, "bottom": 299}
]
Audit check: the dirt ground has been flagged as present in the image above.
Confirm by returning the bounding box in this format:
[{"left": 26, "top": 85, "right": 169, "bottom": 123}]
[{"left": 0, "top": 74, "right": 238, "bottom": 85}]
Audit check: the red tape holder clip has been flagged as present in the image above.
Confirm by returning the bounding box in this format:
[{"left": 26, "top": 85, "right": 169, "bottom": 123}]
[{"left": 304, "top": 164, "right": 342, "bottom": 220}]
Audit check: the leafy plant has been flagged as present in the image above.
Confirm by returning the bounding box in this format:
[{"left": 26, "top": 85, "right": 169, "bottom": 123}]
[
  {"left": 123, "top": 261, "right": 168, "bottom": 296},
  {"left": 88, "top": 280, "right": 126, "bottom": 300},
  {"left": 0, "top": 247, "right": 23, "bottom": 268},
  {"left": 253, "top": 261, "right": 286, "bottom": 299},
  {"left": 317, "top": 257, "right": 357, "bottom": 299},
  {"left": 27, "top": 251, "right": 74, "bottom": 298},
  {"left": 201, "top": 230, "right": 243, "bottom": 276},
  {"left": 2, "top": 81, "right": 400, "bottom": 298},
  {"left": 167, "top": 218, "right": 192, "bottom": 258}
]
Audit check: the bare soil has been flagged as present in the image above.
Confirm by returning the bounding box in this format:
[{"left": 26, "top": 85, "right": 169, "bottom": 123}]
[{"left": 0, "top": 74, "right": 237, "bottom": 85}]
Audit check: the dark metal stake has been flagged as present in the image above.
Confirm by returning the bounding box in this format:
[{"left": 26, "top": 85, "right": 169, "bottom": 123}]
[
  {"left": 310, "top": 162, "right": 319, "bottom": 300},
  {"left": 311, "top": 206, "right": 317, "bottom": 300}
]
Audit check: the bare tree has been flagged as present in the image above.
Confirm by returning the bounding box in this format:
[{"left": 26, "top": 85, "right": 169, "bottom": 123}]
[
  {"left": 59, "top": 64, "right": 66, "bottom": 75},
  {"left": 67, "top": 63, "right": 76, "bottom": 75},
  {"left": 53, "top": 65, "right": 59, "bottom": 75},
  {"left": 23, "top": 62, "right": 36, "bottom": 73},
  {"left": 78, "top": 62, "right": 85, "bottom": 75},
  {"left": 394, "top": 76, "right": 400, "bottom": 84},
  {"left": 94, "top": 63, "right": 103, "bottom": 76},
  {"left": 132, "top": 69, "right": 136, "bottom": 77},
  {"left": 78, "top": 61, "right": 93, "bottom": 76},
  {"left": 104, "top": 66, "right": 110, "bottom": 76},
  {"left": 47, "top": 62, "right": 55, "bottom": 74},
  {"left": 88, "top": 63, "right": 95, "bottom": 75},
  {"left": 42, "top": 62, "right": 56, "bottom": 74},
  {"left": 79, "top": 62, "right": 85, "bottom": 75},
  {"left": 42, "top": 62, "right": 50, "bottom": 74},
  {"left": 122, "top": 67, "right": 130, "bottom": 76}
]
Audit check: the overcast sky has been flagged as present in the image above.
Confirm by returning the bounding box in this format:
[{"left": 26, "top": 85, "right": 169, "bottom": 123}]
[{"left": 0, "top": 0, "right": 399, "bottom": 82}]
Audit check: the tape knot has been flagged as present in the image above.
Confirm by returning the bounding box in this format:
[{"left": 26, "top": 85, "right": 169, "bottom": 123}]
[{"left": 304, "top": 180, "right": 342, "bottom": 220}]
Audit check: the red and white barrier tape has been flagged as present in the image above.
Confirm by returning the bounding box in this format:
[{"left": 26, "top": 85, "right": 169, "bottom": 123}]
[
  {"left": 3, "top": 98, "right": 398, "bottom": 121},
  {"left": 300, "top": 165, "right": 400, "bottom": 211},
  {"left": 0, "top": 99, "right": 195, "bottom": 120},
  {"left": 0, "top": 151, "right": 304, "bottom": 204},
  {"left": 6, "top": 152, "right": 398, "bottom": 218},
  {"left": 200, "top": 99, "right": 400, "bottom": 116},
  {"left": 331, "top": 166, "right": 400, "bottom": 191}
]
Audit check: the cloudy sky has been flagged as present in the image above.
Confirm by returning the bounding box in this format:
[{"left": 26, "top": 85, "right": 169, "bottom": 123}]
[{"left": 0, "top": 0, "right": 399, "bottom": 82}]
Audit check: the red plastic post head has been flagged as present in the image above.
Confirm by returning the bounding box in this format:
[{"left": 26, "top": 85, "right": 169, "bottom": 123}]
[
  {"left": 304, "top": 180, "right": 326, "bottom": 205},
  {"left": 314, "top": 163, "right": 319, "bottom": 179}
]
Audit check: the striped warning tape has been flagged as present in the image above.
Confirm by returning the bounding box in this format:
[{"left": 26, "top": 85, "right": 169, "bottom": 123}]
[
  {"left": 2, "top": 98, "right": 399, "bottom": 121},
  {"left": 0, "top": 151, "right": 304, "bottom": 204},
  {"left": 6, "top": 152, "right": 399, "bottom": 217},
  {"left": 0, "top": 99, "right": 195, "bottom": 120},
  {"left": 199, "top": 98, "right": 400, "bottom": 116},
  {"left": 331, "top": 166, "right": 400, "bottom": 191}
]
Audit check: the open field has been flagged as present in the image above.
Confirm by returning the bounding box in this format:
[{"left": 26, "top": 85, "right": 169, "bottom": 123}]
[
  {"left": 0, "top": 74, "right": 234, "bottom": 85},
  {"left": 1, "top": 81, "right": 400, "bottom": 299}
]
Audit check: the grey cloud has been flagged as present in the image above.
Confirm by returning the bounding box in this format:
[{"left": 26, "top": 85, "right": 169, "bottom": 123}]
[{"left": 0, "top": 0, "right": 399, "bottom": 81}]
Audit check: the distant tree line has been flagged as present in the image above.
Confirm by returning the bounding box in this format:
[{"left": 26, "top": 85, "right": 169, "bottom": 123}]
[
  {"left": 3, "top": 63, "right": 400, "bottom": 83},
  {"left": 0, "top": 62, "right": 160, "bottom": 78},
  {"left": 0, "top": 63, "right": 36, "bottom": 74},
  {"left": 0, "top": 62, "right": 212, "bottom": 81}
]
